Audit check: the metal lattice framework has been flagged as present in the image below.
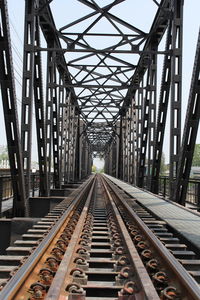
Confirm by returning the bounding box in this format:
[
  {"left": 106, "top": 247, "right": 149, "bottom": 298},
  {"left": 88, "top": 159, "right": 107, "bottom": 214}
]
[{"left": 0, "top": 0, "right": 200, "bottom": 215}]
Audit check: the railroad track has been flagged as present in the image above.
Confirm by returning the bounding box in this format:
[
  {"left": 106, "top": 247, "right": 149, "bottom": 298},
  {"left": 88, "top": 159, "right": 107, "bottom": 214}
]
[
  {"left": 0, "top": 174, "right": 200, "bottom": 299},
  {"left": 103, "top": 176, "right": 200, "bottom": 284}
]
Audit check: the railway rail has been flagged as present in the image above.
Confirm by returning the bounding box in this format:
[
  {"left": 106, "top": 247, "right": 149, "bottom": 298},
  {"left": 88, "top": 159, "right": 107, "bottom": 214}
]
[{"left": 0, "top": 174, "right": 200, "bottom": 299}]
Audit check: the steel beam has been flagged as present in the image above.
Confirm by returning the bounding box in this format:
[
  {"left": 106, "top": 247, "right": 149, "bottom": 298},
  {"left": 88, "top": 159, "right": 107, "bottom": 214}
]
[
  {"left": 74, "top": 116, "right": 80, "bottom": 181},
  {"left": 123, "top": 116, "right": 128, "bottom": 182},
  {"left": 33, "top": 17, "right": 49, "bottom": 196},
  {"left": 136, "top": 80, "right": 143, "bottom": 180},
  {"left": 21, "top": 0, "right": 37, "bottom": 204},
  {"left": 45, "top": 51, "right": 53, "bottom": 182},
  {"left": 151, "top": 23, "right": 172, "bottom": 194},
  {"left": 174, "top": 30, "right": 200, "bottom": 205},
  {"left": 52, "top": 66, "right": 61, "bottom": 188},
  {"left": 0, "top": 0, "right": 26, "bottom": 216},
  {"left": 34, "top": 47, "right": 169, "bottom": 55},
  {"left": 58, "top": 80, "right": 65, "bottom": 183},
  {"left": 137, "top": 67, "right": 151, "bottom": 187},
  {"left": 169, "top": 0, "right": 183, "bottom": 199},
  {"left": 119, "top": 0, "right": 171, "bottom": 118},
  {"left": 147, "top": 50, "right": 157, "bottom": 189},
  {"left": 117, "top": 115, "right": 124, "bottom": 179},
  {"left": 129, "top": 101, "right": 136, "bottom": 184}
]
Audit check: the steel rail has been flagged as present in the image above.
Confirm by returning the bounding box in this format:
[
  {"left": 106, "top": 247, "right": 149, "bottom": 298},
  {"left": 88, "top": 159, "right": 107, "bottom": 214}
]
[
  {"left": 100, "top": 176, "right": 160, "bottom": 300},
  {"left": 0, "top": 175, "right": 95, "bottom": 300},
  {"left": 103, "top": 175, "right": 200, "bottom": 300},
  {"left": 46, "top": 174, "right": 160, "bottom": 299},
  {"left": 45, "top": 176, "right": 97, "bottom": 300}
]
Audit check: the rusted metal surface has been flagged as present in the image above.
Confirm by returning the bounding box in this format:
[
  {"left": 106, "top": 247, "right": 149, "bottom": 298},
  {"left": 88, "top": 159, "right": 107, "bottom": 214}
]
[
  {"left": 103, "top": 175, "right": 200, "bottom": 300},
  {"left": 45, "top": 177, "right": 97, "bottom": 299},
  {"left": 1, "top": 174, "right": 200, "bottom": 299},
  {"left": 100, "top": 177, "right": 160, "bottom": 300},
  {"left": 45, "top": 175, "right": 160, "bottom": 299},
  {"left": 0, "top": 176, "right": 95, "bottom": 300}
]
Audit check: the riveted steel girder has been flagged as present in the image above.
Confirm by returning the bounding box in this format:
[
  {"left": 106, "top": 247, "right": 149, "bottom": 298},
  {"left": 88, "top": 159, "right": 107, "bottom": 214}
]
[
  {"left": 0, "top": 0, "right": 26, "bottom": 216},
  {"left": 174, "top": 30, "right": 200, "bottom": 205}
]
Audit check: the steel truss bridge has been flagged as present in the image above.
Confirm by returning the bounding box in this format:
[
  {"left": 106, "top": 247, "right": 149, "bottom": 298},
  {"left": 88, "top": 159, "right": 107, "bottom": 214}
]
[{"left": 0, "top": 0, "right": 199, "bottom": 217}]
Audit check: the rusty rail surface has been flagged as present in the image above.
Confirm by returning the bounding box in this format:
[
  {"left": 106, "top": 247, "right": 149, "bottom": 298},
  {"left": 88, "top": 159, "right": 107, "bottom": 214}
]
[
  {"left": 103, "top": 175, "right": 200, "bottom": 300},
  {"left": 43, "top": 174, "right": 160, "bottom": 299},
  {"left": 0, "top": 175, "right": 95, "bottom": 299},
  {"left": 0, "top": 174, "right": 200, "bottom": 299}
]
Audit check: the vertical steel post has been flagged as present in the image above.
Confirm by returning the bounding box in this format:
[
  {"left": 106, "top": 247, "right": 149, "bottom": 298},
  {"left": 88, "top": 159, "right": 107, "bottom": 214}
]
[
  {"left": 45, "top": 50, "right": 61, "bottom": 188},
  {"left": 78, "top": 120, "right": 83, "bottom": 181},
  {"left": 33, "top": 17, "right": 48, "bottom": 196},
  {"left": 117, "top": 115, "right": 123, "bottom": 179},
  {"left": 137, "top": 65, "right": 151, "bottom": 187},
  {"left": 21, "top": 0, "right": 37, "bottom": 210},
  {"left": 0, "top": 0, "right": 26, "bottom": 216},
  {"left": 64, "top": 97, "right": 72, "bottom": 182},
  {"left": 0, "top": 178, "right": 2, "bottom": 217},
  {"left": 147, "top": 49, "right": 157, "bottom": 189},
  {"left": 74, "top": 115, "right": 80, "bottom": 182},
  {"left": 197, "top": 183, "right": 200, "bottom": 211},
  {"left": 136, "top": 80, "right": 144, "bottom": 175},
  {"left": 58, "top": 77, "right": 64, "bottom": 185},
  {"left": 62, "top": 92, "right": 70, "bottom": 182},
  {"left": 52, "top": 61, "right": 61, "bottom": 188},
  {"left": 174, "top": 30, "right": 200, "bottom": 205},
  {"left": 69, "top": 106, "right": 75, "bottom": 181},
  {"left": 45, "top": 51, "right": 53, "bottom": 182},
  {"left": 131, "top": 99, "right": 137, "bottom": 185},
  {"left": 127, "top": 109, "right": 132, "bottom": 183},
  {"left": 81, "top": 134, "right": 87, "bottom": 179},
  {"left": 151, "top": 23, "right": 172, "bottom": 194},
  {"left": 169, "top": 0, "right": 183, "bottom": 199},
  {"left": 115, "top": 121, "right": 120, "bottom": 178},
  {"left": 123, "top": 115, "right": 128, "bottom": 182},
  {"left": 111, "top": 141, "right": 116, "bottom": 177}
]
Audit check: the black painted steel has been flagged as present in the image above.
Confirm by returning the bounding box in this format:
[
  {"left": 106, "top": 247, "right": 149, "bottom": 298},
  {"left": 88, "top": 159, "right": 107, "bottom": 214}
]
[
  {"left": 2, "top": 0, "right": 198, "bottom": 213},
  {"left": 21, "top": 0, "right": 37, "bottom": 204},
  {"left": 169, "top": 0, "right": 183, "bottom": 198},
  {"left": 0, "top": 0, "right": 26, "bottom": 216},
  {"left": 33, "top": 17, "right": 49, "bottom": 196},
  {"left": 151, "top": 23, "right": 172, "bottom": 194},
  {"left": 175, "top": 30, "right": 200, "bottom": 205}
]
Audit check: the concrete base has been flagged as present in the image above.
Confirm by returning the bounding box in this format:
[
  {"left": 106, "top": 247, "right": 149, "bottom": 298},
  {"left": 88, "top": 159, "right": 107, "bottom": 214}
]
[
  {"left": 50, "top": 188, "right": 75, "bottom": 197},
  {"left": 0, "top": 218, "right": 40, "bottom": 254},
  {"left": 10, "top": 218, "right": 40, "bottom": 246},
  {"left": 61, "top": 183, "right": 80, "bottom": 189},
  {"left": 29, "top": 197, "right": 64, "bottom": 218},
  {"left": 0, "top": 219, "right": 11, "bottom": 254}
]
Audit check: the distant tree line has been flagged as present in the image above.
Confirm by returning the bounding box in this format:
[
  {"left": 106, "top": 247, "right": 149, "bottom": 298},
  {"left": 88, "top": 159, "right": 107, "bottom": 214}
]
[{"left": 192, "top": 144, "right": 200, "bottom": 166}]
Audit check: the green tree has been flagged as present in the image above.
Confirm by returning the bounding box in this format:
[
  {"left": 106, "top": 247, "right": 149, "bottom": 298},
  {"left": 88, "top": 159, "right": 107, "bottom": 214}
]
[
  {"left": 192, "top": 144, "right": 200, "bottom": 166},
  {"left": 160, "top": 153, "right": 167, "bottom": 175},
  {"left": 98, "top": 167, "right": 104, "bottom": 173},
  {"left": 92, "top": 165, "right": 97, "bottom": 173},
  {"left": 0, "top": 147, "right": 8, "bottom": 163}
]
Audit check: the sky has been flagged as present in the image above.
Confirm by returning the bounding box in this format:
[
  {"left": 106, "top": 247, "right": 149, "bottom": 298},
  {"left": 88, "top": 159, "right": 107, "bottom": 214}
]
[{"left": 0, "top": 0, "right": 200, "bottom": 168}]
